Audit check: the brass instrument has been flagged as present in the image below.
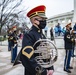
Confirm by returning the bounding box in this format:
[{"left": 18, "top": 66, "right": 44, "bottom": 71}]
[{"left": 33, "top": 39, "right": 58, "bottom": 68}]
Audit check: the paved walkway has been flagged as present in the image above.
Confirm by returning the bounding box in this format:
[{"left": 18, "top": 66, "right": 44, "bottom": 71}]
[{"left": 0, "top": 39, "right": 76, "bottom": 75}]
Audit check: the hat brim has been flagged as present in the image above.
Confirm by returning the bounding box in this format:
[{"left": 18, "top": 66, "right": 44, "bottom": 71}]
[{"left": 38, "top": 14, "right": 47, "bottom": 19}]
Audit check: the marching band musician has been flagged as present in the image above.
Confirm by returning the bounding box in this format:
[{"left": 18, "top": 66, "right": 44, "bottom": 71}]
[
  {"left": 11, "top": 26, "right": 18, "bottom": 63},
  {"left": 64, "top": 23, "right": 73, "bottom": 73},
  {"left": 20, "top": 5, "right": 54, "bottom": 75}
]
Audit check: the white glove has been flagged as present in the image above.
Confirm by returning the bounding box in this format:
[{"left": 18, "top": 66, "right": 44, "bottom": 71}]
[{"left": 13, "top": 44, "right": 17, "bottom": 48}]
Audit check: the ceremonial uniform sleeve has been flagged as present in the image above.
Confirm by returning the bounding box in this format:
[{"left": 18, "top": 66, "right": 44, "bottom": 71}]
[{"left": 20, "top": 33, "right": 47, "bottom": 75}]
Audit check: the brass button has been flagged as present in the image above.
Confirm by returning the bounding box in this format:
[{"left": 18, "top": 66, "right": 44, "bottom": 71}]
[{"left": 38, "top": 30, "right": 40, "bottom": 32}]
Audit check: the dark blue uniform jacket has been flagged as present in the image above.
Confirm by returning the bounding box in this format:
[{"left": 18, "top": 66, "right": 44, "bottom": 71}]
[
  {"left": 20, "top": 25, "right": 54, "bottom": 75},
  {"left": 64, "top": 30, "right": 73, "bottom": 50}
]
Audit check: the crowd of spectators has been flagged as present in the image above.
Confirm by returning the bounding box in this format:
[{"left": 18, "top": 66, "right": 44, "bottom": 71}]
[{"left": 54, "top": 23, "right": 66, "bottom": 37}]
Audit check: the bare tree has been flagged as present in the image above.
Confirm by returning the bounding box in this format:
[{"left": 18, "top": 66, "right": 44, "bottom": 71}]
[{"left": 0, "top": 0, "right": 23, "bottom": 34}]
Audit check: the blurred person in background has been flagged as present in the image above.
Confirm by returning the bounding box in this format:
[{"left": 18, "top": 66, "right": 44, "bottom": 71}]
[{"left": 64, "top": 23, "right": 73, "bottom": 73}]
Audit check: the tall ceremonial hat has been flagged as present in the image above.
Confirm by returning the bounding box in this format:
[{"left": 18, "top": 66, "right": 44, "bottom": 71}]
[
  {"left": 12, "top": 26, "right": 17, "bottom": 31},
  {"left": 65, "top": 23, "right": 71, "bottom": 27},
  {"left": 27, "top": 5, "right": 47, "bottom": 19}
]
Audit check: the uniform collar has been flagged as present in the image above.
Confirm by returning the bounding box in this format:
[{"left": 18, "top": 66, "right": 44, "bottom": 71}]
[{"left": 31, "top": 25, "right": 42, "bottom": 33}]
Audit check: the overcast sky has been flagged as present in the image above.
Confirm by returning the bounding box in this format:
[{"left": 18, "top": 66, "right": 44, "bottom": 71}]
[{"left": 21, "top": 0, "right": 74, "bottom": 18}]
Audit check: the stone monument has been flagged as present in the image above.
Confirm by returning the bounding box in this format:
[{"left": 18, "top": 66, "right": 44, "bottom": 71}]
[{"left": 73, "top": 0, "right": 76, "bottom": 24}]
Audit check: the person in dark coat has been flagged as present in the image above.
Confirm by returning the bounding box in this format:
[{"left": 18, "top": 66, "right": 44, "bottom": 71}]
[
  {"left": 64, "top": 23, "right": 74, "bottom": 73},
  {"left": 57, "top": 23, "right": 62, "bottom": 36},
  {"left": 73, "top": 22, "right": 76, "bottom": 31},
  {"left": 50, "top": 27, "right": 54, "bottom": 40},
  {"left": 20, "top": 5, "right": 54, "bottom": 75}
]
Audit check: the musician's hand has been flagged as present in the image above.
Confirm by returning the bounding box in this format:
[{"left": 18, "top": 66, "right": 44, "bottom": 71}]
[{"left": 47, "top": 70, "right": 54, "bottom": 75}]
